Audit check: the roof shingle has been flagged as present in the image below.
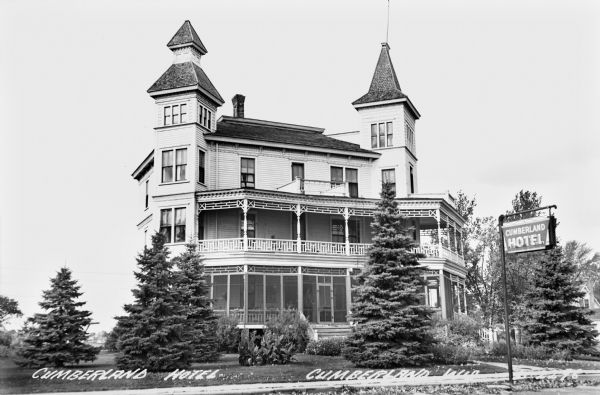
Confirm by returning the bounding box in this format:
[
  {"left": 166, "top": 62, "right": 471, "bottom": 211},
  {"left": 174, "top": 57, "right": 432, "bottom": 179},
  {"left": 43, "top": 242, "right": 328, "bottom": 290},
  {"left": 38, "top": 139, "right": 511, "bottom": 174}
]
[
  {"left": 147, "top": 62, "right": 224, "bottom": 104},
  {"left": 167, "top": 20, "right": 208, "bottom": 54},
  {"left": 208, "top": 117, "right": 378, "bottom": 156},
  {"left": 352, "top": 43, "right": 408, "bottom": 105}
]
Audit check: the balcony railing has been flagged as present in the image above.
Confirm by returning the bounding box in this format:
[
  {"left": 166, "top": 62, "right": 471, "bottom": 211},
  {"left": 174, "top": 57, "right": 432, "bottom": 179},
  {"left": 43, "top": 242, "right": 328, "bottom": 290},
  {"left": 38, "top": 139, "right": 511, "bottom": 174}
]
[
  {"left": 197, "top": 238, "right": 464, "bottom": 265},
  {"left": 277, "top": 178, "right": 349, "bottom": 197},
  {"left": 198, "top": 237, "right": 369, "bottom": 256}
]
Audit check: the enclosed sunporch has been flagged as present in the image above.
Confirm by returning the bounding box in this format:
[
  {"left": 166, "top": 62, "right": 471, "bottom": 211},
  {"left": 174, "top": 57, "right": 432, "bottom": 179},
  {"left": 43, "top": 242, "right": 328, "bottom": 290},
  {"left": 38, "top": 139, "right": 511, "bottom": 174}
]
[{"left": 206, "top": 264, "right": 468, "bottom": 325}]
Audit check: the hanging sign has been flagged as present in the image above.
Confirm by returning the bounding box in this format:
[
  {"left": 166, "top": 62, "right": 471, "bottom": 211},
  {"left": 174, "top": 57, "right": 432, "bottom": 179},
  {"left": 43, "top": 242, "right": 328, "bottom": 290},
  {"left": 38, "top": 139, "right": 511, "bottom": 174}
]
[{"left": 502, "top": 216, "right": 556, "bottom": 254}]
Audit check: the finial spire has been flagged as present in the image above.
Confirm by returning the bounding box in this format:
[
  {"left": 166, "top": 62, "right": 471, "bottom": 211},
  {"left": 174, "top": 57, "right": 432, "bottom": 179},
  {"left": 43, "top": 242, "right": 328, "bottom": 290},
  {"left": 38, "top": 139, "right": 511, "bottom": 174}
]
[{"left": 386, "top": 0, "right": 390, "bottom": 43}]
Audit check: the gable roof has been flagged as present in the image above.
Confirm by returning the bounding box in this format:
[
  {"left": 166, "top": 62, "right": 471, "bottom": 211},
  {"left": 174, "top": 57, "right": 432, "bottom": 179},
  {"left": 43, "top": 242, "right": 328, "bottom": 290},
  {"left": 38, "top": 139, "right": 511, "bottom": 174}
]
[
  {"left": 207, "top": 116, "right": 379, "bottom": 157},
  {"left": 147, "top": 62, "right": 224, "bottom": 104},
  {"left": 352, "top": 43, "right": 419, "bottom": 118},
  {"left": 167, "top": 20, "right": 207, "bottom": 54}
]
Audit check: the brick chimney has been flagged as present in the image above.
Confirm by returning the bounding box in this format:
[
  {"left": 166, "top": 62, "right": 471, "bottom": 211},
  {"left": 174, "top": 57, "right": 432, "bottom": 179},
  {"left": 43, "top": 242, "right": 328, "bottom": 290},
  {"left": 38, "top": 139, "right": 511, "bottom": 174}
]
[{"left": 232, "top": 94, "right": 245, "bottom": 118}]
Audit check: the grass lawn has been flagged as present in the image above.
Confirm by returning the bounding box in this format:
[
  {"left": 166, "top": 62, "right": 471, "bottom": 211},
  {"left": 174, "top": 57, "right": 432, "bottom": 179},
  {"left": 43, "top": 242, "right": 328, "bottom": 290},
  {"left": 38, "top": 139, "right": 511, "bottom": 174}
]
[
  {"left": 0, "top": 351, "right": 504, "bottom": 394},
  {"left": 476, "top": 355, "right": 600, "bottom": 371}
]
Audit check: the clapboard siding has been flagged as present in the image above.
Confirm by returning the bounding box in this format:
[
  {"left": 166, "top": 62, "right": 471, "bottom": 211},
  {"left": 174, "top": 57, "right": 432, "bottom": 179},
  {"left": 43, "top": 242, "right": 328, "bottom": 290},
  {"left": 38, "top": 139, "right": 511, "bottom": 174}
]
[{"left": 207, "top": 143, "right": 372, "bottom": 196}]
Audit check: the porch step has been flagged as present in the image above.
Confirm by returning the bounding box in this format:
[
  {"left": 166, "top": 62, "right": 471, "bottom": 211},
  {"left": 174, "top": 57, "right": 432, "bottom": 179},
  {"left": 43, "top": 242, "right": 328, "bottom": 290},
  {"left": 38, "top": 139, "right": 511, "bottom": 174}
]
[{"left": 312, "top": 325, "right": 352, "bottom": 339}]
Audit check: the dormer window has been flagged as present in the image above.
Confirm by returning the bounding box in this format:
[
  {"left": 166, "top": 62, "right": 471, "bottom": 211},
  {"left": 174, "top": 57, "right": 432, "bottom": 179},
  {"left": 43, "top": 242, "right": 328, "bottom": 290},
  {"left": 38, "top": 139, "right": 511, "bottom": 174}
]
[
  {"left": 370, "top": 122, "right": 393, "bottom": 148},
  {"left": 163, "top": 104, "right": 187, "bottom": 126},
  {"left": 198, "top": 103, "right": 213, "bottom": 129}
]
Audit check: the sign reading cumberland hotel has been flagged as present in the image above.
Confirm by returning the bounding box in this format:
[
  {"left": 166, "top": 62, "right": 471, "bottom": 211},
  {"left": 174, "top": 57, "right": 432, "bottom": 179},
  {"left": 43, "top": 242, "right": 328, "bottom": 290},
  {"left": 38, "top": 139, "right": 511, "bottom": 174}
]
[{"left": 502, "top": 216, "right": 556, "bottom": 254}]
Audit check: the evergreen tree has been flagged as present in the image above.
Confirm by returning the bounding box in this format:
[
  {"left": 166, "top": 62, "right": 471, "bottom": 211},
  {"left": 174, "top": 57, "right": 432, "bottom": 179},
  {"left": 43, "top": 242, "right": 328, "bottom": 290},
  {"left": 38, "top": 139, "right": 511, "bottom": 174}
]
[
  {"left": 15, "top": 268, "right": 99, "bottom": 367},
  {"left": 115, "top": 233, "right": 190, "bottom": 371},
  {"left": 523, "top": 245, "right": 598, "bottom": 355},
  {"left": 172, "top": 243, "right": 219, "bottom": 363},
  {"left": 343, "top": 182, "right": 434, "bottom": 368}
]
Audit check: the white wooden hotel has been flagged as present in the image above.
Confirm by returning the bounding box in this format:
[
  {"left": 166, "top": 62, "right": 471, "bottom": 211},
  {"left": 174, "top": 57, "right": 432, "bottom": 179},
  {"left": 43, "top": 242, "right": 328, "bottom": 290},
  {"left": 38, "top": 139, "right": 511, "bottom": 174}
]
[{"left": 132, "top": 21, "right": 467, "bottom": 336}]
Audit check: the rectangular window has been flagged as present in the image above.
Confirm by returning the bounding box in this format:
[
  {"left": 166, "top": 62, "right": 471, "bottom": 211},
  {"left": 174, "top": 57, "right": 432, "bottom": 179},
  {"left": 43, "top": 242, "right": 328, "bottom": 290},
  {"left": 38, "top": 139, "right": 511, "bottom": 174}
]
[
  {"left": 291, "top": 162, "right": 304, "bottom": 180},
  {"left": 240, "top": 158, "right": 255, "bottom": 188},
  {"left": 198, "top": 104, "right": 213, "bottom": 129},
  {"left": 160, "top": 207, "right": 185, "bottom": 243},
  {"left": 198, "top": 150, "right": 205, "bottom": 184},
  {"left": 382, "top": 169, "right": 396, "bottom": 195},
  {"left": 164, "top": 107, "right": 171, "bottom": 126},
  {"left": 331, "top": 219, "right": 345, "bottom": 243},
  {"left": 174, "top": 207, "right": 186, "bottom": 242},
  {"left": 160, "top": 209, "right": 172, "bottom": 243},
  {"left": 410, "top": 165, "right": 415, "bottom": 194},
  {"left": 180, "top": 104, "right": 187, "bottom": 123},
  {"left": 175, "top": 148, "right": 187, "bottom": 181},
  {"left": 241, "top": 213, "right": 256, "bottom": 238},
  {"left": 330, "top": 166, "right": 343, "bottom": 188},
  {"left": 144, "top": 180, "right": 149, "bottom": 209},
  {"left": 371, "top": 124, "right": 377, "bottom": 148},
  {"left": 371, "top": 121, "right": 394, "bottom": 148},
  {"left": 346, "top": 168, "right": 358, "bottom": 198},
  {"left": 198, "top": 211, "right": 205, "bottom": 240},
  {"left": 172, "top": 104, "right": 179, "bottom": 124},
  {"left": 378, "top": 123, "right": 386, "bottom": 147},
  {"left": 161, "top": 150, "right": 174, "bottom": 183}
]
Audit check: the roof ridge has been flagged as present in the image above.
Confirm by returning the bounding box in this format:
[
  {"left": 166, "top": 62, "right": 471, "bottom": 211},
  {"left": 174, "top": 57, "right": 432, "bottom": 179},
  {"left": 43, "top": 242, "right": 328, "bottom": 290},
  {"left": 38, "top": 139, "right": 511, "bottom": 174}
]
[{"left": 220, "top": 115, "right": 325, "bottom": 134}]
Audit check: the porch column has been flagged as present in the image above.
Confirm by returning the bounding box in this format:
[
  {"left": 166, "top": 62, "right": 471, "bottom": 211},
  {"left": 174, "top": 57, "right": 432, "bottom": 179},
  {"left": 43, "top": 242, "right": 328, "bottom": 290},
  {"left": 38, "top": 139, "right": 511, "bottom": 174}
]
[
  {"left": 436, "top": 209, "right": 442, "bottom": 254},
  {"left": 439, "top": 269, "right": 447, "bottom": 319},
  {"left": 243, "top": 265, "right": 248, "bottom": 324},
  {"left": 242, "top": 198, "right": 248, "bottom": 251},
  {"left": 346, "top": 268, "right": 352, "bottom": 323},
  {"left": 452, "top": 221, "right": 458, "bottom": 252},
  {"left": 344, "top": 207, "right": 350, "bottom": 256},
  {"left": 295, "top": 203, "right": 302, "bottom": 253},
  {"left": 463, "top": 281, "right": 468, "bottom": 315},
  {"left": 297, "top": 266, "right": 303, "bottom": 316}
]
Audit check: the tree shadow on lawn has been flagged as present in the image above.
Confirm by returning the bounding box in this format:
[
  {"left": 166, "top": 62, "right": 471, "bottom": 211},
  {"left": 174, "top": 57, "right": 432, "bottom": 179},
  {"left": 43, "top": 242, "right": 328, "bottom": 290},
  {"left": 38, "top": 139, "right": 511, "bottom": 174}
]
[{"left": 0, "top": 352, "right": 505, "bottom": 394}]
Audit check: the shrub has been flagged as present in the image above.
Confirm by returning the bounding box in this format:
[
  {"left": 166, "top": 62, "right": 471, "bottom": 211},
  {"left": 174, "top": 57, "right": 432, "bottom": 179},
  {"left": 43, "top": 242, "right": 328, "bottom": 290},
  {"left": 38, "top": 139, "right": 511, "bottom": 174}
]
[
  {"left": 490, "top": 342, "right": 572, "bottom": 361},
  {"left": 431, "top": 344, "right": 472, "bottom": 365},
  {"left": 266, "top": 309, "right": 309, "bottom": 353},
  {"left": 238, "top": 330, "right": 295, "bottom": 366},
  {"left": 216, "top": 315, "right": 241, "bottom": 353},
  {"left": 306, "top": 337, "right": 345, "bottom": 356}
]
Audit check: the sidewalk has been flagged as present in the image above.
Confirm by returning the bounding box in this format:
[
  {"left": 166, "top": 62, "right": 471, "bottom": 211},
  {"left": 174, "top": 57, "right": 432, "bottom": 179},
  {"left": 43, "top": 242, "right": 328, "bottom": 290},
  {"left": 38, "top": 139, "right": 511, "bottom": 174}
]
[{"left": 24, "top": 368, "right": 600, "bottom": 395}]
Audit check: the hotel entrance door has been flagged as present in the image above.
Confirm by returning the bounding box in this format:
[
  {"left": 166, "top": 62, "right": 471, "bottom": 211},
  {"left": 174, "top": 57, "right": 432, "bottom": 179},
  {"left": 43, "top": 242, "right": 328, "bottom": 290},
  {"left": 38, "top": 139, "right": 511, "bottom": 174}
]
[{"left": 318, "top": 276, "right": 332, "bottom": 322}]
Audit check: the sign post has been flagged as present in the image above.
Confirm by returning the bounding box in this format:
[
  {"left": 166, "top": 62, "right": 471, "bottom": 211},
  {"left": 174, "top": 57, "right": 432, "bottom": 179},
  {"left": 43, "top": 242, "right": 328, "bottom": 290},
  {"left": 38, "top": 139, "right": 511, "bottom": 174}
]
[{"left": 497, "top": 205, "right": 557, "bottom": 384}]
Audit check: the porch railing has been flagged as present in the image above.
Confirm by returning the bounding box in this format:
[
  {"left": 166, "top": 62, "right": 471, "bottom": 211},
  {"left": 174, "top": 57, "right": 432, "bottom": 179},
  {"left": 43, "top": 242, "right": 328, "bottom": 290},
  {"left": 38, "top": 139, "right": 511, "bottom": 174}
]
[{"left": 197, "top": 238, "right": 464, "bottom": 265}]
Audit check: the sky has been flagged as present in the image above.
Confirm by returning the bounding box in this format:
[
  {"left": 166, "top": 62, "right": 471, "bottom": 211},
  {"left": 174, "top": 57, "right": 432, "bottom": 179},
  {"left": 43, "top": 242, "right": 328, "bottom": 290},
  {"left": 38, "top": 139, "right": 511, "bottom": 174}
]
[{"left": 1, "top": 0, "right": 599, "bottom": 333}]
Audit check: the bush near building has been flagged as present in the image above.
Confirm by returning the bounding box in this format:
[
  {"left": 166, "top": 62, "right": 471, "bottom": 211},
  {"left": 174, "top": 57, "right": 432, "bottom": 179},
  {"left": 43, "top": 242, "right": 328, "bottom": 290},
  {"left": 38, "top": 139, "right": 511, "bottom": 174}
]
[{"left": 306, "top": 337, "right": 345, "bottom": 356}]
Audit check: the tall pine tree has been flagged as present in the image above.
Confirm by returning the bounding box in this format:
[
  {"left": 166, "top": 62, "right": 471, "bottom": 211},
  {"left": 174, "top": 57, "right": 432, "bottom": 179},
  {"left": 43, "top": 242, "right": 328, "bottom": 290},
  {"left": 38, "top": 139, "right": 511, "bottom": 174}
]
[
  {"left": 115, "top": 233, "right": 190, "bottom": 371},
  {"left": 523, "top": 245, "right": 598, "bottom": 355},
  {"left": 343, "top": 182, "right": 434, "bottom": 368},
  {"left": 16, "top": 268, "right": 99, "bottom": 367},
  {"left": 172, "top": 242, "right": 219, "bottom": 363}
]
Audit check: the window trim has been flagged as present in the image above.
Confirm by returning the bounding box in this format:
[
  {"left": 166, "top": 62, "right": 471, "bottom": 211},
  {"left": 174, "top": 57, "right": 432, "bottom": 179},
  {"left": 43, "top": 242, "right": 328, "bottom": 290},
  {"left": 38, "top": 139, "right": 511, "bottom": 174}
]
[
  {"left": 370, "top": 121, "right": 393, "bottom": 148},
  {"left": 160, "top": 207, "right": 187, "bottom": 244},
  {"left": 160, "top": 147, "right": 188, "bottom": 184},
  {"left": 198, "top": 148, "right": 206, "bottom": 185},
  {"left": 240, "top": 157, "right": 256, "bottom": 189},
  {"left": 382, "top": 168, "right": 396, "bottom": 196},
  {"left": 198, "top": 103, "right": 213, "bottom": 130},
  {"left": 144, "top": 179, "right": 149, "bottom": 209},
  {"left": 163, "top": 103, "right": 187, "bottom": 126}
]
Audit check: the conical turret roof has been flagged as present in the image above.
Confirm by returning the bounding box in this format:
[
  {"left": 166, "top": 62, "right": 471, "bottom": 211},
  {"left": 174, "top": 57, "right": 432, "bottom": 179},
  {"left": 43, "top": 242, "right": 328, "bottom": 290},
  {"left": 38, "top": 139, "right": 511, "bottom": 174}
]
[
  {"left": 352, "top": 43, "right": 408, "bottom": 106},
  {"left": 167, "top": 20, "right": 208, "bottom": 54}
]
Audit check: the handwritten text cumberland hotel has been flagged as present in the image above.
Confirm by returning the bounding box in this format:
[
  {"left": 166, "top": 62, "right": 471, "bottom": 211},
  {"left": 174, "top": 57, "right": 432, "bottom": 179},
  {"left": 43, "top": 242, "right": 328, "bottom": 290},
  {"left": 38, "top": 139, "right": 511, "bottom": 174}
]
[{"left": 131, "top": 21, "right": 468, "bottom": 336}]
